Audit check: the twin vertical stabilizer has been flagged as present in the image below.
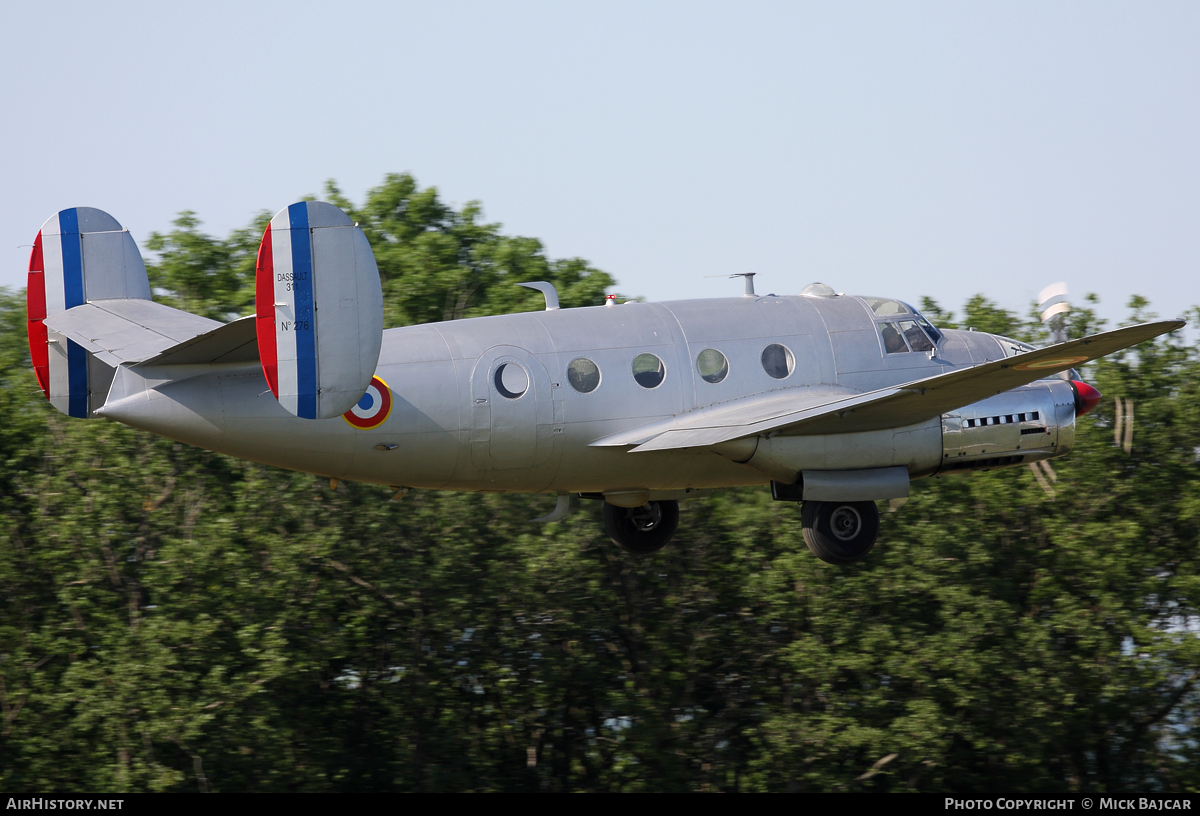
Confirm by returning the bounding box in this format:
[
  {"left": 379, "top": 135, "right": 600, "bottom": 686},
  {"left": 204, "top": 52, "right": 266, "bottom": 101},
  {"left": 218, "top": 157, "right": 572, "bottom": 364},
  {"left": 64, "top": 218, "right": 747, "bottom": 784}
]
[{"left": 28, "top": 201, "right": 385, "bottom": 423}]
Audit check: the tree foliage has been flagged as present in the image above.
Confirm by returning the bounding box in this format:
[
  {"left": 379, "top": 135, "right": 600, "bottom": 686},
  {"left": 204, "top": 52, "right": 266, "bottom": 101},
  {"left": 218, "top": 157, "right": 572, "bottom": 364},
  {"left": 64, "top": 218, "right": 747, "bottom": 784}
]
[
  {"left": 144, "top": 174, "right": 615, "bottom": 325},
  {"left": 3, "top": 177, "right": 1200, "bottom": 792}
]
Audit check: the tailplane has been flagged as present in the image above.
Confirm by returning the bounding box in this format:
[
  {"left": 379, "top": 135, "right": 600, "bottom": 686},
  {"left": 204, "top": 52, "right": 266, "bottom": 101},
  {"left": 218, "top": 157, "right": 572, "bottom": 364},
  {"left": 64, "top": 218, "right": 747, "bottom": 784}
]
[{"left": 27, "top": 202, "right": 384, "bottom": 422}]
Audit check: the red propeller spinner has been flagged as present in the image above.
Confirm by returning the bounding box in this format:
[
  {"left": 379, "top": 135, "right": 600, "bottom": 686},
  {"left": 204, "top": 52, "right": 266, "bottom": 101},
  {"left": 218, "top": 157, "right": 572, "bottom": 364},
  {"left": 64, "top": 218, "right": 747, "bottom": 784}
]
[{"left": 1070, "top": 380, "right": 1103, "bottom": 417}]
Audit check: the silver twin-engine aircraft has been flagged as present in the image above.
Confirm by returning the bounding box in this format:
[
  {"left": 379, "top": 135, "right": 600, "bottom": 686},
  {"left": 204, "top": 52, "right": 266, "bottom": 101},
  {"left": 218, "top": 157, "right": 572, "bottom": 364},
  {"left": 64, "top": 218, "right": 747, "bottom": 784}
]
[{"left": 26, "top": 202, "right": 1183, "bottom": 563}]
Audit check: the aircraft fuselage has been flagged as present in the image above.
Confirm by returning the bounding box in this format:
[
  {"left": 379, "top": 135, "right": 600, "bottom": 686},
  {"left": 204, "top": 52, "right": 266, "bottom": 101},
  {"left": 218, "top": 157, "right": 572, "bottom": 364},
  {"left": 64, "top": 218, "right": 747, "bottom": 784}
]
[{"left": 100, "top": 293, "right": 1073, "bottom": 496}]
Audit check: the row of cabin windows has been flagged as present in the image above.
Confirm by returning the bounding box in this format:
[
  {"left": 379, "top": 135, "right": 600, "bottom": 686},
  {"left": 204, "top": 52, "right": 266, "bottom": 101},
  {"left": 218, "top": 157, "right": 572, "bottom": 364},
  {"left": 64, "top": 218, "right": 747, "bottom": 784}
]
[
  {"left": 499, "top": 319, "right": 945, "bottom": 399},
  {"left": 560, "top": 343, "right": 797, "bottom": 395}
]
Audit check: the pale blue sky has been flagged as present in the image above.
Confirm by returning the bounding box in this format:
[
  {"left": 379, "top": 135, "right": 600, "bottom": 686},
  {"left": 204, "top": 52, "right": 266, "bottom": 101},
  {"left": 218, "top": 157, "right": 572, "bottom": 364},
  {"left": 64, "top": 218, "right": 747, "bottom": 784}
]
[{"left": 4, "top": 1, "right": 1198, "bottom": 327}]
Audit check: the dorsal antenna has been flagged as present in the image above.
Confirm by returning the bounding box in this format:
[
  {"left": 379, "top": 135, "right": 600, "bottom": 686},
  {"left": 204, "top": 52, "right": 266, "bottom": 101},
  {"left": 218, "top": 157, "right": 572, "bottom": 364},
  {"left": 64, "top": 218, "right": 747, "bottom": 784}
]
[
  {"left": 516, "top": 281, "right": 560, "bottom": 310},
  {"left": 704, "top": 272, "right": 756, "bottom": 296}
]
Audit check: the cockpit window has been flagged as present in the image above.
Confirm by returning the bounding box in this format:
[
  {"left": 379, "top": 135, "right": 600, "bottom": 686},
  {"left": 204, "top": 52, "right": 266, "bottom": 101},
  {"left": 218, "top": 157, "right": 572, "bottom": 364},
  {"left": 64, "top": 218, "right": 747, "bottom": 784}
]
[
  {"left": 862, "top": 297, "right": 910, "bottom": 317},
  {"left": 912, "top": 313, "right": 943, "bottom": 343},
  {"left": 899, "top": 320, "right": 935, "bottom": 352},
  {"left": 865, "top": 297, "right": 942, "bottom": 352},
  {"left": 863, "top": 297, "right": 944, "bottom": 345},
  {"left": 880, "top": 322, "right": 908, "bottom": 354},
  {"left": 879, "top": 319, "right": 938, "bottom": 354}
]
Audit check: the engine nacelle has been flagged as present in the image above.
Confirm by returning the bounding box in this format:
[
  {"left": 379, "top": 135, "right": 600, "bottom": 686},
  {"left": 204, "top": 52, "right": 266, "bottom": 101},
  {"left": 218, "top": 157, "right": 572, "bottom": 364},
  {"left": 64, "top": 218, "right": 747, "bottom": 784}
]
[
  {"left": 938, "top": 379, "right": 1076, "bottom": 473},
  {"left": 715, "top": 418, "right": 944, "bottom": 496},
  {"left": 719, "top": 379, "right": 1079, "bottom": 495}
]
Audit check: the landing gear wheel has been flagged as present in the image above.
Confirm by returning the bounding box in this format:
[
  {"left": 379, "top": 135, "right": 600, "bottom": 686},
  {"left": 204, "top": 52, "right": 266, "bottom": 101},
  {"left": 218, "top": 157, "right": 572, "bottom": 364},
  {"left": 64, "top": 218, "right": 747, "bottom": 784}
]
[
  {"left": 801, "top": 500, "right": 880, "bottom": 564},
  {"left": 603, "top": 500, "right": 680, "bottom": 555}
]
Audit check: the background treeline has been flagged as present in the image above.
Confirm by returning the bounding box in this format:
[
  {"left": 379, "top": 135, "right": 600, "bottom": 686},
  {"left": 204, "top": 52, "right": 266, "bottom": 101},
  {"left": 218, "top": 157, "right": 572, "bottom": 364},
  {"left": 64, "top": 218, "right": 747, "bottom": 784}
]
[{"left": 3, "top": 174, "right": 1200, "bottom": 792}]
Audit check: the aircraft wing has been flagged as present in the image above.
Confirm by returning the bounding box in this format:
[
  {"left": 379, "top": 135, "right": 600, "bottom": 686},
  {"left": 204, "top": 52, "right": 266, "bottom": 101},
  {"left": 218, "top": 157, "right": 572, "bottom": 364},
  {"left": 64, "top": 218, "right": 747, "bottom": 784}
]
[
  {"left": 42, "top": 300, "right": 223, "bottom": 367},
  {"left": 592, "top": 319, "right": 1182, "bottom": 453}
]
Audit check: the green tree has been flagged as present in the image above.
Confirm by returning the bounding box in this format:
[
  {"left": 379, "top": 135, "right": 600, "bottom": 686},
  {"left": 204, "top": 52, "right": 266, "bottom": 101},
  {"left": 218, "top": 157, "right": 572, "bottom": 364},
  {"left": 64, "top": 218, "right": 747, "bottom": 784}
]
[
  {"left": 145, "top": 212, "right": 262, "bottom": 321},
  {"left": 325, "top": 175, "right": 613, "bottom": 326},
  {"left": 142, "top": 176, "right": 615, "bottom": 330}
]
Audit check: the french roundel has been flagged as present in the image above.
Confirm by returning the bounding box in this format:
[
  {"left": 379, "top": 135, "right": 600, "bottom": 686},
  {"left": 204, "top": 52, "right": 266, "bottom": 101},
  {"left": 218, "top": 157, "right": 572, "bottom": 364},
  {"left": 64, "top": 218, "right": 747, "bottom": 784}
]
[
  {"left": 343, "top": 376, "right": 393, "bottom": 429},
  {"left": 1013, "top": 355, "right": 1090, "bottom": 371}
]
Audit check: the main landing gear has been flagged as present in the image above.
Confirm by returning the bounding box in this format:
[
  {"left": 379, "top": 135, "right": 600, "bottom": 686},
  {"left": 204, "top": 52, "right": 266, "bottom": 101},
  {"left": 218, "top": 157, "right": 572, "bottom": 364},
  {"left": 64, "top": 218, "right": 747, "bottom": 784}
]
[
  {"left": 597, "top": 496, "right": 880, "bottom": 563},
  {"left": 796, "top": 501, "right": 883, "bottom": 564},
  {"left": 800, "top": 500, "right": 880, "bottom": 564},
  {"left": 603, "top": 500, "right": 680, "bottom": 555}
]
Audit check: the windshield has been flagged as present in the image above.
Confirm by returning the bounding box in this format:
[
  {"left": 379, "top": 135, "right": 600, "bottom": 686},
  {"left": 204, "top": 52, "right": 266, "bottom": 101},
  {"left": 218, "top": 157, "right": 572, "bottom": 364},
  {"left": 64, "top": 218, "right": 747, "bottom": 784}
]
[{"left": 862, "top": 297, "right": 943, "bottom": 346}]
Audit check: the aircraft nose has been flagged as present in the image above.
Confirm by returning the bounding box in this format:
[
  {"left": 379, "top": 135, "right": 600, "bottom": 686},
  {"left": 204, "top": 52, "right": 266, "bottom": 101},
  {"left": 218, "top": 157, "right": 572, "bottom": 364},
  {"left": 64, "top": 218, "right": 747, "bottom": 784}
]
[{"left": 1070, "top": 380, "right": 1102, "bottom": 417}]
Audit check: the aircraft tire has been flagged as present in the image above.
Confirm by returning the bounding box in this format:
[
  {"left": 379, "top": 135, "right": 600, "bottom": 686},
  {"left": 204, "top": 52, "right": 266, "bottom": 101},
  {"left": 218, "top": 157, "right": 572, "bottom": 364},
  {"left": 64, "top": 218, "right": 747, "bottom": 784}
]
[
  {"left": 603, "top": 500, "right": 680, "bottom": 555},
  {"left": 801, "top": 500, "right": 879, "bottom": 564}
]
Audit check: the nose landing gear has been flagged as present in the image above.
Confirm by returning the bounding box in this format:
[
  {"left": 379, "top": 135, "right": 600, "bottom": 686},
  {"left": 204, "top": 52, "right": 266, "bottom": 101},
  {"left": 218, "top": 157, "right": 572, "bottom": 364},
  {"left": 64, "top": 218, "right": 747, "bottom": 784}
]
[
  {"left": 603, "top": 500, "right": 680, "bottom": 555},
  {"left": 801, "top": 500, "right": 880, "bottom": 564}
]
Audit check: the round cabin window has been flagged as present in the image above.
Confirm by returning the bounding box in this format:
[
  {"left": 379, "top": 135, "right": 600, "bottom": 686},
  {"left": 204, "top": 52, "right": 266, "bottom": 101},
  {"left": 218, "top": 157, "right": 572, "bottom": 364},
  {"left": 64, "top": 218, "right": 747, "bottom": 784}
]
[
  {"left": 567, "top": 358, "right": 601, "bottom": 393},
  {"left": 494, "top": 362, "right": 529, "bottom": 399},
  {"left": 696, "top": 349, "right": 729, "bottom": 384},
  {"left": 761, "top": 344, "right": 794, "bottom": 380},
  {"left": 632, "top": 353, "right": 666, "bottom": 389}
]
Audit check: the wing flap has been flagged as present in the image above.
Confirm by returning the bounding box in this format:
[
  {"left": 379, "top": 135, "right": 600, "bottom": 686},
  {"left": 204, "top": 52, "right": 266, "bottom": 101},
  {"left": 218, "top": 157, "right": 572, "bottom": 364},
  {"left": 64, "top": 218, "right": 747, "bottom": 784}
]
[
  {"left": 625, "top": 388, "right": 903, "bottom": 452},
  {"left": 591, "top": 386, "right": 860, "bottom": 448}
]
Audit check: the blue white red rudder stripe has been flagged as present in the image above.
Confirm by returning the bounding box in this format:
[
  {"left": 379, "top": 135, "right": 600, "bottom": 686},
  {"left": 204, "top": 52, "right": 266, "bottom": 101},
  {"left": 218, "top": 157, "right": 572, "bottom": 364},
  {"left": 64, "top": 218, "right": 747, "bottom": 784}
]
[
  {"left": 255, "top": 202, "right": 383, "bottom": 420},
  {"left": 27, "top": 208, "right": 151, "bottom": 418}
]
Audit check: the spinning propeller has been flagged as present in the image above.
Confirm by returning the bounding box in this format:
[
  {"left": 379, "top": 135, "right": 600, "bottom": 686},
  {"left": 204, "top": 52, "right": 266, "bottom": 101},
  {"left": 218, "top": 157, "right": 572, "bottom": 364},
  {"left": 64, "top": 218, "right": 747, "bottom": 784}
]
[{"left": 1038, "top": 282, "right": 1129, "bottom": 456}]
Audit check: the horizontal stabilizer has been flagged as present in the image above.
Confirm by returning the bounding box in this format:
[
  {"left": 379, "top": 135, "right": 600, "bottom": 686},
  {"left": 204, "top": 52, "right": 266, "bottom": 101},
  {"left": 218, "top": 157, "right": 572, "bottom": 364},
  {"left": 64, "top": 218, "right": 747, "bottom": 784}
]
[
  {"left": 43, "top": 300, "right": 222, "bottom": 367},
  {"left": 592, "top": 320, "right": 1183, "bottom": 453},
  {"left": 135, "top": 315, "right": 258, "bottom": 367}
]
